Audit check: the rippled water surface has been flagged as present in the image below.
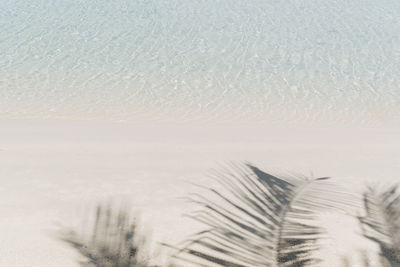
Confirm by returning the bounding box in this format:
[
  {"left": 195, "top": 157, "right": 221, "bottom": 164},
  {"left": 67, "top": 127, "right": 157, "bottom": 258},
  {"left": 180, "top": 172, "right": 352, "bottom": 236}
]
[{"left": 1, "top": 0, "right": 399, "bottom": 124}]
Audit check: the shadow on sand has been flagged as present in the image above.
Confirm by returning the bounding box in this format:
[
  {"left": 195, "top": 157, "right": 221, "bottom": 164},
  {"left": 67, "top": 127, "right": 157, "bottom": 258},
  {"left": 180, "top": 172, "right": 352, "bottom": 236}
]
[
  {"left": 59, "top": 163, "right": 400, "bottom": 267},
  {"left": 59, "top": 203, "right": 167, "bottom": 267}
]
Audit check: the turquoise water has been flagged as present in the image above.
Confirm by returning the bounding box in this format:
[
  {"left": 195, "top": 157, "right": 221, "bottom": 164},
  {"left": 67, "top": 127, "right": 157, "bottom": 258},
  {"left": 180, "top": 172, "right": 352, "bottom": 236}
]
[{"left": 1, "top": 0, "right": 399, "bottom": 124}]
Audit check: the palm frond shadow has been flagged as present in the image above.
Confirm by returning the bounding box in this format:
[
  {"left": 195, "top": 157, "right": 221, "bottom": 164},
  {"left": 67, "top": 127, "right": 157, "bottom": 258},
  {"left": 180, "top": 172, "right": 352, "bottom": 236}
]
[
  {"left": 174, "top": 163, "right": 350, "bottom": 267},
  {"left": 57, "top": 163, "right": 400, "bottom": 267},
  {"left": 59, "top": 203, "right": 160, "bottom": 267},
  {"left": 359, "top": 185, "right": 400, "bottom": 266}
]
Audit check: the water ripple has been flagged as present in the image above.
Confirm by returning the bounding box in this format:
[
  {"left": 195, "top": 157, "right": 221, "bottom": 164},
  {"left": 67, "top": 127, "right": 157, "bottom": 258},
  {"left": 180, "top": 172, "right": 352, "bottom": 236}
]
[{"left": 0, "top": 0, "right": 399, "bottom": 125}]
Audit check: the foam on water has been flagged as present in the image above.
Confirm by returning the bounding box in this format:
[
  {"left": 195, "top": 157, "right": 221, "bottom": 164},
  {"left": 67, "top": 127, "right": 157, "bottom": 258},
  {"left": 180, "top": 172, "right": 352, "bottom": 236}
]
[{"left": 1, "top": 0, "right": 399, "bottom": 124}]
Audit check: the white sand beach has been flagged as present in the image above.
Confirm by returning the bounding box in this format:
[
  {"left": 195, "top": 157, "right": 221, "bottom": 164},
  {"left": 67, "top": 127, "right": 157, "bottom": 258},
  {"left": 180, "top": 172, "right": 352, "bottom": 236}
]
[
  {"left": 2, "top": 0, "right": 400, "bottom": 265},
  {"left": 0, "top": 119, "right": 399, "bottom": 266}
]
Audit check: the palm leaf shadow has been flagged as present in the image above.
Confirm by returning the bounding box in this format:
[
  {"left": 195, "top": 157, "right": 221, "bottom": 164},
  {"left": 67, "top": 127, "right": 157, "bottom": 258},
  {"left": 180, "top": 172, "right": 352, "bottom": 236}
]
[
  {"left": 174, "top": 163, "right": 346, "bottom": 267},
  {"left": 59, "top": 203, "right": 156, "bottom": 267},
  {"left": 359, "top": 185, "right": 400, "bottom": 266}
]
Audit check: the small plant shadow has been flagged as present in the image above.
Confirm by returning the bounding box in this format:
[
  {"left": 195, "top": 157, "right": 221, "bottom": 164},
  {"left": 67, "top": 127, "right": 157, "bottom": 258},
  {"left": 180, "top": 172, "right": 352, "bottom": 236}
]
[
  {"left": 358, "top": 185, "right": 400, "bottom": 266},
  {"left": 59, "top": 203, "right": 163, "bottom": 267}
]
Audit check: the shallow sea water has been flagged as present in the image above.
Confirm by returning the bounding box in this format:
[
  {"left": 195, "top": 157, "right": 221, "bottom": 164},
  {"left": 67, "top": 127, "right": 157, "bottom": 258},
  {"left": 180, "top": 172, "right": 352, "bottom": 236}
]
[{"left": 1, "top": 0, "right": 399, "bottom": 124}]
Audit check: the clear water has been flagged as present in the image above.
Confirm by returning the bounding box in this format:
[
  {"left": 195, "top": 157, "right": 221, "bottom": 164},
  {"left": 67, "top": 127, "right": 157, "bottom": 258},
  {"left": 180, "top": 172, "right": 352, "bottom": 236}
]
[{"left": 1, "top": 0, "right": 399, "bottom": 124}]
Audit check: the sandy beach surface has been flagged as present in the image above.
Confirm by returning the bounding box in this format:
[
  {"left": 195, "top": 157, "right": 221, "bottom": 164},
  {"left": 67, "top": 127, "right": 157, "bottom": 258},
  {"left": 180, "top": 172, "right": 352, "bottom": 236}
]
[
  {"left": 0, "top": 119, "right": 398, "bottom": 266},
  {"left": 2, "top": 0, "right": 400, "bottom": 265}
]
